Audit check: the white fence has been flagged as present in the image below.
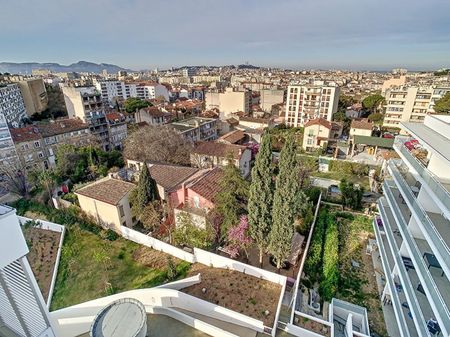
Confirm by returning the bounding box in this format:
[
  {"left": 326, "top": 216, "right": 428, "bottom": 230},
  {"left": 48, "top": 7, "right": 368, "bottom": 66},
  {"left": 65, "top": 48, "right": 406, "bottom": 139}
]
[
  {"left": 289, "top": 193, "right": 322, "bottom": 323},
  {"left": 18, "top": 216, "right": 65, "bottom": 309},
  {"left": 120, "top": 225, "right": 196, "bottom": 263}
]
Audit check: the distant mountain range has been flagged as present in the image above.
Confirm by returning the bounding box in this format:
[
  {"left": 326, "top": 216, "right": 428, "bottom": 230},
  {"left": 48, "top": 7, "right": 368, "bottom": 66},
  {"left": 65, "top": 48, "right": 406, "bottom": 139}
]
[{"left": 0, "top": 61, "right": 131, "bottom": 74}]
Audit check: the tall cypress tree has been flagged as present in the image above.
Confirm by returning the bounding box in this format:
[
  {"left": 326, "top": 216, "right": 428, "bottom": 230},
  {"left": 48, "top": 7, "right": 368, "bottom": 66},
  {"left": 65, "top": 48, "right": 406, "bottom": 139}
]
[
  {"left": 131, "top": 164, "right": 159, "bottom": 219},
  {"left": 248, "top": 132, "right": 274, "bottom": 267},
  {"left": 268, "top": 134, "right": 300, "bottom": 269}
]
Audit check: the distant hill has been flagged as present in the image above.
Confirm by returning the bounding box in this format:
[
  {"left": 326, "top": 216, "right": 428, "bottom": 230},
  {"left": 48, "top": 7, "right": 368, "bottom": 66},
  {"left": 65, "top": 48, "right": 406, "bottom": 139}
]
[{"left": 0, "top": 61, "right": 132, "bottom": 74}]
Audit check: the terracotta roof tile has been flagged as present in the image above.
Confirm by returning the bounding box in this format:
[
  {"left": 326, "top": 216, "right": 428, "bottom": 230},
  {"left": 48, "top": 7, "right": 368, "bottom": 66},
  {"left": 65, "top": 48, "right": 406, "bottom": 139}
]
[
  {"left": 148, "top": 163, "right": 199, "bottom": 191},
  {"left": 38, "top": 118, "right": 89, "bottom": 137},
  {"left": 192, "top": 141, "right": 247, "bottom": 160},
  {"left": 10, "top": 126, "right": 41, "bottom": 143},
  {"left": 304, "top": 118, "right": 332, "bottom": 129},
  {"left": 76, "top": 178, "right": 135, "bottom": 205},
  {"left": 218, "top": 130, "right": 245, "bottom": 144},
  {"left": 188, "top": 168, "right": 224, "bottom": 203}
]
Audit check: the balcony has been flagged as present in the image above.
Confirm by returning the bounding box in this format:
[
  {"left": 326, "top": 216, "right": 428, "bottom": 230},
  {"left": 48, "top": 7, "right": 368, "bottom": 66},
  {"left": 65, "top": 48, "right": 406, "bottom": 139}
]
[
  {"left": 387, "top": 161, "right": 450, "bottom": 279},
  {"left": 373, "top": 217, "right": 412, "bottom": 337},
  {"left": 380, "top": 187, "right": 450, "bottom": 336},
  {"left": 394, "top": 138, "right": 450, "bottom": 216}
]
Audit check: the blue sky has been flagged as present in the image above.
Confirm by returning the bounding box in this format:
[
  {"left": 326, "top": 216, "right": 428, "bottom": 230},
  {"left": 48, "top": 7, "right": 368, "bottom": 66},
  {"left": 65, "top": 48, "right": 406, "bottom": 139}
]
[{"left": 1, "top": 0, "right": 450, "bottom": 70}]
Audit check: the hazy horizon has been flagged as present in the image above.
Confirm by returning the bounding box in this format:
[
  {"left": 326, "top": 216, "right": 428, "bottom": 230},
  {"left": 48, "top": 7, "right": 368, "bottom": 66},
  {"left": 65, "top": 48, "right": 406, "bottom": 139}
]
[{"left": 2, "top": 0, "right": 450, "bottom": 71}]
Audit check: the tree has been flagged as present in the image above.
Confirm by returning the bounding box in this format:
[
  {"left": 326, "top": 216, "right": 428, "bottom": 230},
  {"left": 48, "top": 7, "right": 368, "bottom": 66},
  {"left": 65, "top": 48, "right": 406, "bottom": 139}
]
[
  {"left": 434, "top": 92, "right": 450, "bottom": 114},
  {"left": 214, "top": 163, "right": 249, "bottom": 242},
  {"left": 339, "top": 179, "right": 363, "bottom": 210},
  {"left": 224, "top": 215, "right": 253, "bottom": 259},
  {"left": 362, "top": 94, "right": 384, "bottom": 113},
  {"left": 123, "top": 125, "right": 193, "bottom": 165},
  {"left": 173, "top": 211, "right": 214, "bottom": 249},
  {"left": 124, "top": 97, "right": 150, "bottom": 114},
  {"left": 130, "top": 164, "right": 159, "bottom": 221},
  {"left": 29, "top": 168, "right": 58, "bottom": 205},
  {"left": 269, "top": 134, "right": 301, "bottom": 269},
  {"left": 166, "top": 256, "right": 177, "bottom": 281},
  {"left": 368, "top": 112, "right": 384, "bottom": 124},
  {"left": 141, "top": 201, "right": 166, "bottom": 232},
  {"left": 248, "top": 132, "right": 274, "bottom": 266},
  {"left": 0, "top": 163, "right": 29, "bottom": 197}
]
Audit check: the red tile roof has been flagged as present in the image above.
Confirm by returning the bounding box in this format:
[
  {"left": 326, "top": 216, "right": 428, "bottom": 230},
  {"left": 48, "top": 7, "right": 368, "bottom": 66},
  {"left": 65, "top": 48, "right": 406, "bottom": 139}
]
[
  {"left": 192, "top": 141, "right": 247, "bottom": 160},
  {"left": 148, "top": 163, "right": 199, "bottom": 191},
  {"left": 304, "top": 118, "right": 332, "bottom": 129},
  {"left": 188, "top": 168, "right": 224, "bottom": 203},
  {"left": 76, "top": 178, "right": 135, "bottom": 205},
  {"left": 350, "top": 118, "right": 373, "bottom": 130},
  {"left": 10, "top": 126, "right": 41, "bottom": 143},
  {"left": 38, "top": 118, "right": 90, "bottom": 137},
  {"left": 218, "top": 130, "right": 245, "bottom": 144},
  {"left": 239, "top": 116, "right": 271, "bottom": 124}
]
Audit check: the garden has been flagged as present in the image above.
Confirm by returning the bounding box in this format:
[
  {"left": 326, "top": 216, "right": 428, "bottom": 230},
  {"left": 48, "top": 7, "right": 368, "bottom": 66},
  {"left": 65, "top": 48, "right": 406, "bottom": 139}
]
[
  {"left": 22, "top": 221, "right": 61, "bottom": 301},
  {"left": 13, "top": 199, "right": 191, "bottom": 311},
  {"left": 302, "top": 207, "right": 387, "bottom": 336},
  {"left": 182, "top": 264, "right": 281, "bottom": 327}
]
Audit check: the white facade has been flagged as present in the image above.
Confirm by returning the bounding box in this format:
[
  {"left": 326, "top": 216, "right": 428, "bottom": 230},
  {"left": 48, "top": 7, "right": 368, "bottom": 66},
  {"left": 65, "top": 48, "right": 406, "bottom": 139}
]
[
  {"left": 0, "top": 114, "right": 19, "bottom": 167},
  {"left": 0, "top": 84, "right": 27, "bottom": 128},
  {"left": 376, "top": 115, "right": 450, "bottom": 337},
  {"left": 285, "top": 84, "right": 340, "bottom": 127},
  {"left": 95, "top": 80, "right": 170, "bottom": 103},
  {"left": 0, "top": 205, "right": 56, "bottom": 337}
]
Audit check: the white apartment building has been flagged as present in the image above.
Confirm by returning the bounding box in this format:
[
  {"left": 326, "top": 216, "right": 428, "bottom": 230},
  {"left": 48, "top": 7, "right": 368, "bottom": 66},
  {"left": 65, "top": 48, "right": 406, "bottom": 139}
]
[
  {"left": 0, "top": 205, "right": 57, "bottom": 337},
  {"left": 375, "top": 114, "right": 450, "bottom": 337},
  {"left": 205, "top": 88, "right": 251, "bottom": 118},
  {"left": 95, "top": 80, "right": 169, "bottom": 103},
  {"left": 383, "top": 86, "right": 450, "bottom": 129},
  {"left": 285, "top": 83, "right": 340, "bottom": 127},
  {"left": 0, "top": 84, "right": 27, "bottom": 128},
  {"left": 260, "top": 89, "right": 285, "bottom": 112},
  {"left": 0, "top": 114, "right": 19, "bottom": 167}
]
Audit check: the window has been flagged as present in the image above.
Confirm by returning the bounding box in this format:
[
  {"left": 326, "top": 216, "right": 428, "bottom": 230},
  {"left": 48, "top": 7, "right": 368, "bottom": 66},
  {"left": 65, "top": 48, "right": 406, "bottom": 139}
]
[
  {"left": 119, "top": 205, "right": 125, "bottom": 217},
  {"left": 34, "top": 141, "right": 40, "bottom": 148},
  {"left": 307, "top": 138, "right": 313, "bottom": 145}
]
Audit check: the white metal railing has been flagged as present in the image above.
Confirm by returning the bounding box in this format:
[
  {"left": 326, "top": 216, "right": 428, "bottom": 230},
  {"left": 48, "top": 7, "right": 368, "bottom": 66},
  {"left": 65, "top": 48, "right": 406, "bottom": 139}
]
[
  {"left": 372, "top": 218, "right": 411, "bottom": 337},
  {"left": 377, "top": 199, "right": 430, "bottom": 337},
  {"left": 387, "top": 161, "right": 450, "bottom": 269},
  {"left": 383, "top": 183, "right": 450, "bottom": 334},
  {"left": 394, "top": 138, "right": 450, "bottom": 214}
]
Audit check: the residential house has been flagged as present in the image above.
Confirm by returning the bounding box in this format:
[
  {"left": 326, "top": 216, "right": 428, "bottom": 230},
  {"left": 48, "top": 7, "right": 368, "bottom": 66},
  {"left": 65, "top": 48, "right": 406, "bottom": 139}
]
[
  {"left": 10, "top": 126, "right": 48, "bottom": 170},
  {"left": 349, "top": 119, "right": 373, "bottom": 141},
  {"left": 173, "top": 167, "right": 224, "bottom": 229},
  {"left": 190, "top": 141, "right": 251, "bottom": 177},
  {"left": 135, "top": 106, "right": 171, "bottom": 125},
  {"left": 38, "top": 118, "right": 91, "bottom": 166},
  {"left": 75, "top": 177, "right": 136, "bottom": 231},
  {"left": 235, "top": 116, "right": 274, "bottom": 143},
  {"left": 302, "top": 118, "right": 343, "bottom": 152}
]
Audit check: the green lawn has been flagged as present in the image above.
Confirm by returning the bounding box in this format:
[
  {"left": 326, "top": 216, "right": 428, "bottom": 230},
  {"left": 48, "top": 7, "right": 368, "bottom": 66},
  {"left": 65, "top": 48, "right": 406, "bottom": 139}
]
[
  {"left": 51, "top": 226, "right": 190, "bottom": 310},
  {"left": 311, "top": 171, "right": 370, "bottom": 190}
]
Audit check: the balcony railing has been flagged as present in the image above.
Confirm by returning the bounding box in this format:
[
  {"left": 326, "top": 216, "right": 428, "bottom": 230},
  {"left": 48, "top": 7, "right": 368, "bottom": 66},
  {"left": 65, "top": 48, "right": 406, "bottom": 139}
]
[
  {"left": 387, "top": 161, "right": 450, "bottom": 276},
  {"left": 379, "top": 189, "right": 450, "bottom": 335},
  {"left": 373, "top": 218, "right": 411, "bottom": 337},
  {"left": 394, "top": 138, "right": 450, "bottom": 214}
]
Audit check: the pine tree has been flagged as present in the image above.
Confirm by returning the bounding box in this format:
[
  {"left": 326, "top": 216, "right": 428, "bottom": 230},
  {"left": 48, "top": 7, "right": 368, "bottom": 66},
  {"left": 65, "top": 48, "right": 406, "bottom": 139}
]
[
  {"left": 131, "top": 164, "right": 159, "bottom": 219},
  {"left": 248, "top": 132, "right": 274, "bottom": 266},
  {"left": 269, "top": 134, "right": 301, "bottom": 269}
]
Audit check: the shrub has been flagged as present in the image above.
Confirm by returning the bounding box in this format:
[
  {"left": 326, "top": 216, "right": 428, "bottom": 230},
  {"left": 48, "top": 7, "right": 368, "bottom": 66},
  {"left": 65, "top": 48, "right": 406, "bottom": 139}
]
[{"left": 303, "top": 209, "right": 328, "bottom": 283}]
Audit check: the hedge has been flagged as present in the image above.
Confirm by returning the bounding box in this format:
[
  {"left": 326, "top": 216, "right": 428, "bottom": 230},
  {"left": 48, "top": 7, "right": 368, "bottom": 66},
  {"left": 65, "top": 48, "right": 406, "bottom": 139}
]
[{"left": 303, "top": 209, "right": 328, "bottom": 283}]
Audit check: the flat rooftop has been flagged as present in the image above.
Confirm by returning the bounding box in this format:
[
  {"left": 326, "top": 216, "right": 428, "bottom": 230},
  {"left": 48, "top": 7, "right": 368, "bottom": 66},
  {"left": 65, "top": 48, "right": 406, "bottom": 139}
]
[{"left": 402, "top": 120, "right": 450, "bottom": 162}]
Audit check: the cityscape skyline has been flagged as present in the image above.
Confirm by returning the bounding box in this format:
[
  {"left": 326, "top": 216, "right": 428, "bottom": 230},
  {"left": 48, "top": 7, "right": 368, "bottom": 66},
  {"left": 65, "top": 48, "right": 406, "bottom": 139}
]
[{"left": 2, "top": 0, "right": 450, "bottom": 71}]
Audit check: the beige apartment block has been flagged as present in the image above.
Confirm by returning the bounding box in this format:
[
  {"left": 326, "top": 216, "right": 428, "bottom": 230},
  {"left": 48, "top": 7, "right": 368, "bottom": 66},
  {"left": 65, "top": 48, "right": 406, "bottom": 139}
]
[
  {"left": 75, "top": 177, "right": 136, "bottom": 231},
  {"left": 17, "top": 78, "right": 48, "bottom": 115},
  {"left": 205, "top": 88, "right": 251, "bottom": 117}
]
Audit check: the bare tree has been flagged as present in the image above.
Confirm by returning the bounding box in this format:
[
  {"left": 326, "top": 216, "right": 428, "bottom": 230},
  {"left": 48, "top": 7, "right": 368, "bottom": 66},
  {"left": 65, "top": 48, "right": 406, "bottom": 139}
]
[
  {"left": 0, "top": 162, "right": 29, "bottom": 198},
  {"left": 123, "top": 125, "right": 193, "bottom": 165}
]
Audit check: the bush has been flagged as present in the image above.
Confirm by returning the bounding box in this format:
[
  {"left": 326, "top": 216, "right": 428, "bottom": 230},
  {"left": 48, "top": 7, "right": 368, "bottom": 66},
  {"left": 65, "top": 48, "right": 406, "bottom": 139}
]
[
  {"left": 303, "top": 209, "right": 328, "bottom": 283},
  {"left": 105, "top": 229, "right": 119, "bottom": 241},
  {"left": 305, "top": 187, "right": 321, "bottom": 205}
]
